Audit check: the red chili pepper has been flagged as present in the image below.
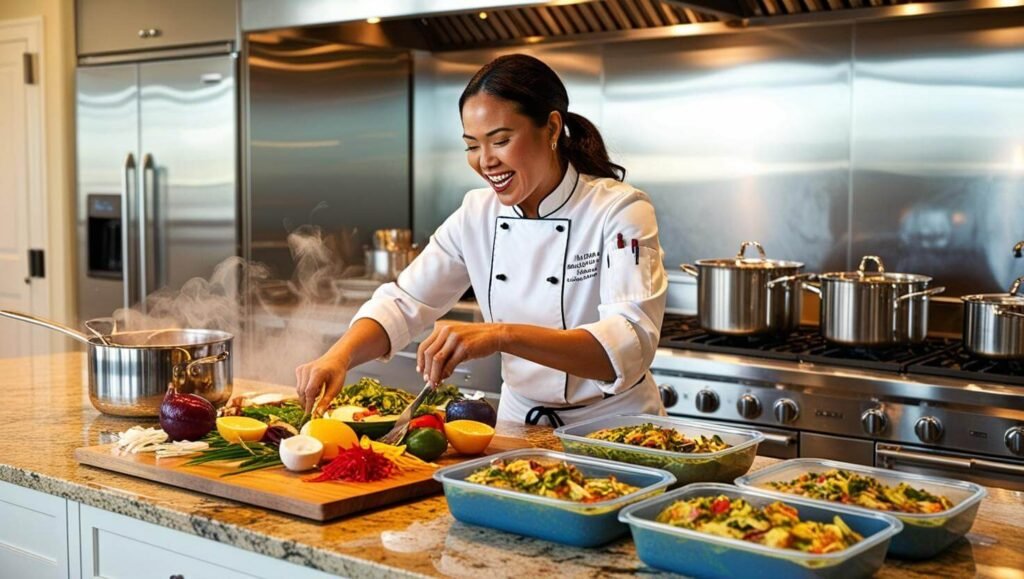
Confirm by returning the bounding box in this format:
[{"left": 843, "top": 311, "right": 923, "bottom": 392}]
[
  {"left": 712, "top": 497, "right": 731, "bottom": 514},
  {"left": 408, "top": 414, "right": 444, "bottom": 432},
  {"left": 304, "top": 445, "right": 396, "bottom": 483}
]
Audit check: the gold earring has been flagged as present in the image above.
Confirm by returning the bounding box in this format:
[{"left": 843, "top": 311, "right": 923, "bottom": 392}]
[{"left": 551, "top": 141, "right": 557, "bottom": 151}]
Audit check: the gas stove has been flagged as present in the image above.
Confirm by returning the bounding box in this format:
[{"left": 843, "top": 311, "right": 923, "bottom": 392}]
[{"left": 652, "top": 314, "right": 1024, "bottom": 490}]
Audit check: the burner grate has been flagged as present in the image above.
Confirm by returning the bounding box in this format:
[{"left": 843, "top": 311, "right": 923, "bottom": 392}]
[
  {"left": 908, "top": 346, "right": 1024, "bottom": 387},
  {"left": 659, "top": 314, "right": 1016, "bottom": 382}
]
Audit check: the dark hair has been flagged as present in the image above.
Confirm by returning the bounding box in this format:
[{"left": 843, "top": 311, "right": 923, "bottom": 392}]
[{"left": 459, "top": 54, "right": 625, "bottom": 181}]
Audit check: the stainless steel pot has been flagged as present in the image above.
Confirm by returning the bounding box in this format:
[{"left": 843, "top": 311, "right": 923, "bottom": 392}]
[
  {"left": 0, "top": 310, "right": 232, "bottom": 417},
  {"left": 802, "top": 256, "right": 945, "bottom": 347},
  {"left": 962, "top": 275, "right": 1024, "bottom": 359},
  {"left": 680, "top": 241, "right": 812, "bottom": 336}
]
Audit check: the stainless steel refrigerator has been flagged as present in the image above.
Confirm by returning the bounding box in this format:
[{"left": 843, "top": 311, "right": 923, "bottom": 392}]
[{"left": 76, "top": 54, "right": 238, "bottom": 322}]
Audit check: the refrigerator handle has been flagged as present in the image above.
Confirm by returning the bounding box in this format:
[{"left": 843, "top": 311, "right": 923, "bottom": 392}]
[
  {"left": 121, "top": 153, "right": 137, "bottom": 308},
  {"left": 140, "top": 153, "right": 156, "bottom": 308}
]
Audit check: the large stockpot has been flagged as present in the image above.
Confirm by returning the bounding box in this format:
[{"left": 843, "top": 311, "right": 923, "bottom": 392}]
[
  {"left": 802, "top": 256, "right": 945, "bottom": 347},
  {"left": 0, "top": 310, "right": 232, "bottom": 417},
  {"left": 961, "top": 275, "right": 1024, "bottom": 359},
  {"left": 680, "top": 241, "right": 812, "bottom": 336}
]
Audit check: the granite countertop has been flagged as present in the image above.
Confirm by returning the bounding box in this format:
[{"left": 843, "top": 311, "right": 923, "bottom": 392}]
[{"left": 2, "top": 352, "right": 1023, "bottom": 578}]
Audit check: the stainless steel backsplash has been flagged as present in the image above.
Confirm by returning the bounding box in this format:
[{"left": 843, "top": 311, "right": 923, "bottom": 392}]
[{"left": 412, "top": 9, "right": 1024, "bottom": 316}]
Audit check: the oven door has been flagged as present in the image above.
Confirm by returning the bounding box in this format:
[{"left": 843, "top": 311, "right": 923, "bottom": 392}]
[{"left": 876, "top": 443, "right": 1024, "bottom": 491}]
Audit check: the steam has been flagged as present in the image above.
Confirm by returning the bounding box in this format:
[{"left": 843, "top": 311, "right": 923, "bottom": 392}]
[{"left": 112, "top": 226, "right": 361, "bottom": 387}]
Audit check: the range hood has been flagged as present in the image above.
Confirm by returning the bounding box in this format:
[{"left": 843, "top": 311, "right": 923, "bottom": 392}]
[{"left": 243, "top": 0, "right": 1024, "bottom": 50}]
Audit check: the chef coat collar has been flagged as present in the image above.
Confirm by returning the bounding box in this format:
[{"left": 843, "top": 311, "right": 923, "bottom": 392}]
[{"left": 510, "top": 163, "right": 579, "bottom": 219}]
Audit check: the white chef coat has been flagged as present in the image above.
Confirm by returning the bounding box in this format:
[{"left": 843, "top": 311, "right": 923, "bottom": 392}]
[{"left": 351, "top": 163, "right": 668, "bottom": 426}]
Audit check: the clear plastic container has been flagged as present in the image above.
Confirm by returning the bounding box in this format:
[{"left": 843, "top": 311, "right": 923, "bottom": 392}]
[
  {"left": 555, "top": 414, "right": 764, "bottom": 485},
  {"left": 619, "top": 483, "right": 903, "bottom": 579},
  {"left": 734, "top": 458, "right": 987, "bottom": 559},
  {"left": 434, "top": 448, "right": 676, "bottom": 547}
]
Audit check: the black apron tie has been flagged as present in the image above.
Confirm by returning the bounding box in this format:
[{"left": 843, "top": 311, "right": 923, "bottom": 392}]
[{"left": 524, "top": 404, "right": 585, "bottom": 428}]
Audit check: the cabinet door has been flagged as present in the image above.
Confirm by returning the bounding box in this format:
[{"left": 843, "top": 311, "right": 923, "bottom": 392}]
[
  {"left": 77, "top": 0, "right": 237, "bottom": 56},
  {"left": 0, "top": 481, "right": 70, "bottom": 579},
  {"left": 79, "top": 505, "right": 331, "bottom": 579}
]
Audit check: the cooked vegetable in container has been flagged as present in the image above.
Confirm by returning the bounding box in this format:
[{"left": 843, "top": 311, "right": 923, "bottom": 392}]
[
  {"left": 435, "top": 449, "right": 675, "bottom": 547},
  {"left": 735, "top": 458, "right": 987, "bottom": 559},
  {"left": 556, "top": 414, "right": 762, "bottom": 485},
  {"left": 619, "top": 484, "right": 902, "bottom": 579}
]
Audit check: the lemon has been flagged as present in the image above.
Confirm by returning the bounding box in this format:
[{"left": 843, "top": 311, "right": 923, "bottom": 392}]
[
  {"left": 300, "top": 418, "right": 358, "bottom": 461},
  {"left": 444, "top": 420, "right": 495, "bottom": 455},
  {"left": 216, "top": 416, "right": 268, "bottom": 443}
]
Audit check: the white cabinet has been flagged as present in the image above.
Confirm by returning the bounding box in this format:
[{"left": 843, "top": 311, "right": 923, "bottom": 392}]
[
  {"left": 0, "top": 481, "right": 334, "bottom": 579},
  {"left": 0, "top": 480, "right": 73, "bottom": 579},
  {"left": 78, "top": 505, "right": 333, "bottom": 579}
]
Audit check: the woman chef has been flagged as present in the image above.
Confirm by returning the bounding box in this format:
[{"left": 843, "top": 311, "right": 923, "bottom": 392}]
[{"left": 297, "top": 54, "right": 668, "bottom": 427}]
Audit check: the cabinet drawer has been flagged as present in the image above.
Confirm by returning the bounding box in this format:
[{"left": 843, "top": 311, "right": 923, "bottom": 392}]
[
  {"left": 0, "top": 480, "right": 69, "bottom": 579},
  {"left": 77, "top": 0, "right": 236, "bottom": 56},
  {"left": 79, "top": 505, "right": 330, "bottom": 579}
]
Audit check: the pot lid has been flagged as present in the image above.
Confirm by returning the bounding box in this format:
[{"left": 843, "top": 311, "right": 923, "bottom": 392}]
[
  {"left": 694, "top": 241, "right": 804, "bottom": 269},
  {"left": 819, "top": 255, "right": 931, "bottom": 285},
  {"left": 962, "top": 275, "right": 1024, "bottom": 305},
  {"left": 961, "top": 294, "right": 1024, "bottom": 306}
]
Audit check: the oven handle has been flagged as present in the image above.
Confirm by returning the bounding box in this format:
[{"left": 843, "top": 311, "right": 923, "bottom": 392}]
[
  {"left": 760, "top": 432, "right": 798, "bottom": 446},
  {"left": 877, "top": 446, "right": 1024, "bottom": 476}
]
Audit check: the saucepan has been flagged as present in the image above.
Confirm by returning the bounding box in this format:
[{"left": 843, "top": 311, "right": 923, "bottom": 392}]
[
  {"left": 800, "top": 256, "right": 945, "bottom": 347},
  {"left": 680, "top": 241, "right": 813, "bottom": 336},
  {"left": 0, "top": 310, "right": 232, "bottom": 417},
  {"left": 961, "top": 275, "right": 1024, "bottom": 359}
]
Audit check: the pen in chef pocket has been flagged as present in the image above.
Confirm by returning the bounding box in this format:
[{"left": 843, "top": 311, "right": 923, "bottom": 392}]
[
  {"left": 616, "top": 233, "right": 625, "bottom": 249},
  {"left": 632, "top": 239, "right": 639, "bottom": 265}
]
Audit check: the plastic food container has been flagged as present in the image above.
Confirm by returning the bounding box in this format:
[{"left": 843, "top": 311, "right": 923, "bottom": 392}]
[
  {"left": 555, "top": 414, "right": 764, "bottom": 485},
  {"left": 735, "top": 458, "right": 987, "bottom": 559},
  {"left": 619, "top": 483, "right": 903, "bottom": 579},
  {"left": 434, "top": 448, "right": 676, "bottom": 547}
]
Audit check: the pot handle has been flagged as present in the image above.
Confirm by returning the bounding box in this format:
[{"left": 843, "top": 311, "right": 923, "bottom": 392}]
[
  {"left": 184, "top": 351, "right": 230, "bottom": 377},
  {"left": 767, "top": 272, "right": 817, "bottom": 288},
  {"left": 0, "top": 310, "right": 93, "bottom": 346},
  {"left": 894, "top": 286, "right": 946, "bottom": 309},
  {"left": 857, "top": 255, "right": 885, "bottom": 276},
  {"left": 679, "top": 264, "right": 700, "bottom": 278},
  {"left": 736, "top": 241, "right": 767, "bottom": 260},
  {"left": 995, "top": 307, "right": 1024, "bottom": 320},
  {"left": 800, "top": 279, "right": 822, "bottom": 296}
]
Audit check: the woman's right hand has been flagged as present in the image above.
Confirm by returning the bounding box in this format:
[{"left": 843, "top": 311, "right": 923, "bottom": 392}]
[{"left": 295, "top": 353, "right": 349, "bottom": 416}]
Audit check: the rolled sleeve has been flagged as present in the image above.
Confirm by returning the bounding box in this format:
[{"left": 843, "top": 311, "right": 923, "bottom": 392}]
[
  {"left": 579, "top": 312, "right": 645, "bottom": 394},
  {"left": 348, "top": 198, "right": 472, "bottom": 362},
  {"left": 578, "top": 190, "right": 667, "bottom": 394}
]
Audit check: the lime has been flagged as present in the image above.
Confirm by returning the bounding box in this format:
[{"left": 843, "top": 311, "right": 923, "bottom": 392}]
[{"left": 404, "top": 427, "right": 448, "bottom": 462}]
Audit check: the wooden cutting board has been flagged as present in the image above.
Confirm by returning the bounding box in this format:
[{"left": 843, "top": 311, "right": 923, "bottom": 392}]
[{"left": 74, "top": 435, "right": 531, "bottom": 521}]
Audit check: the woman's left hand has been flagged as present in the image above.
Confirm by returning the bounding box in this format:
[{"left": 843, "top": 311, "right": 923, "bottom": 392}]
[{"left": 417, "top": 321, "right": 504, "bottom": 385}]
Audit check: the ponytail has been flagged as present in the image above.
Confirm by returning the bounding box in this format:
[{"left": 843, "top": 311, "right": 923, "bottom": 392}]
[
  {"left": 562, "top": 112, "right": 625, "bottom": 181},
  {"left": 460, "top": 54, "right": 626, "bottom": 181}
]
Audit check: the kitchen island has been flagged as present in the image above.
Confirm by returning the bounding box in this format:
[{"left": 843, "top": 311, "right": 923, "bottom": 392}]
[{"left": 1, "top": 352, "right": 1022, "bottom": 578}]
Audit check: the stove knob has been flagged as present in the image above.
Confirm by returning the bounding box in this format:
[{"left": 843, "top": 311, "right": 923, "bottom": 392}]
[
  {"left": 736, "top": 394, "right": 761, "bottom": 419},
  {"left": 914, "top": 416, "right": 944, "bottom": 444},
  {"left": 861, "top": 409, "right": 888, "bottom": 436},
  {"left": 695, "top": 389, "right": 719, "bottom": 413},
  {"left": 1006, "top": 427, "right": 1024, "bottom": 456},
  {"left": 773, "top": 398, "right": 799, "bottom": 424},
  {"left": 658, "top": 384, "right": 679, "bottom": 408}
]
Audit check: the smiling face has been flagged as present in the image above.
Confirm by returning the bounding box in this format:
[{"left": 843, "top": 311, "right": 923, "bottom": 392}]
[{"left": 461, "top": 92, "right": 564, "bottom": 217}]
